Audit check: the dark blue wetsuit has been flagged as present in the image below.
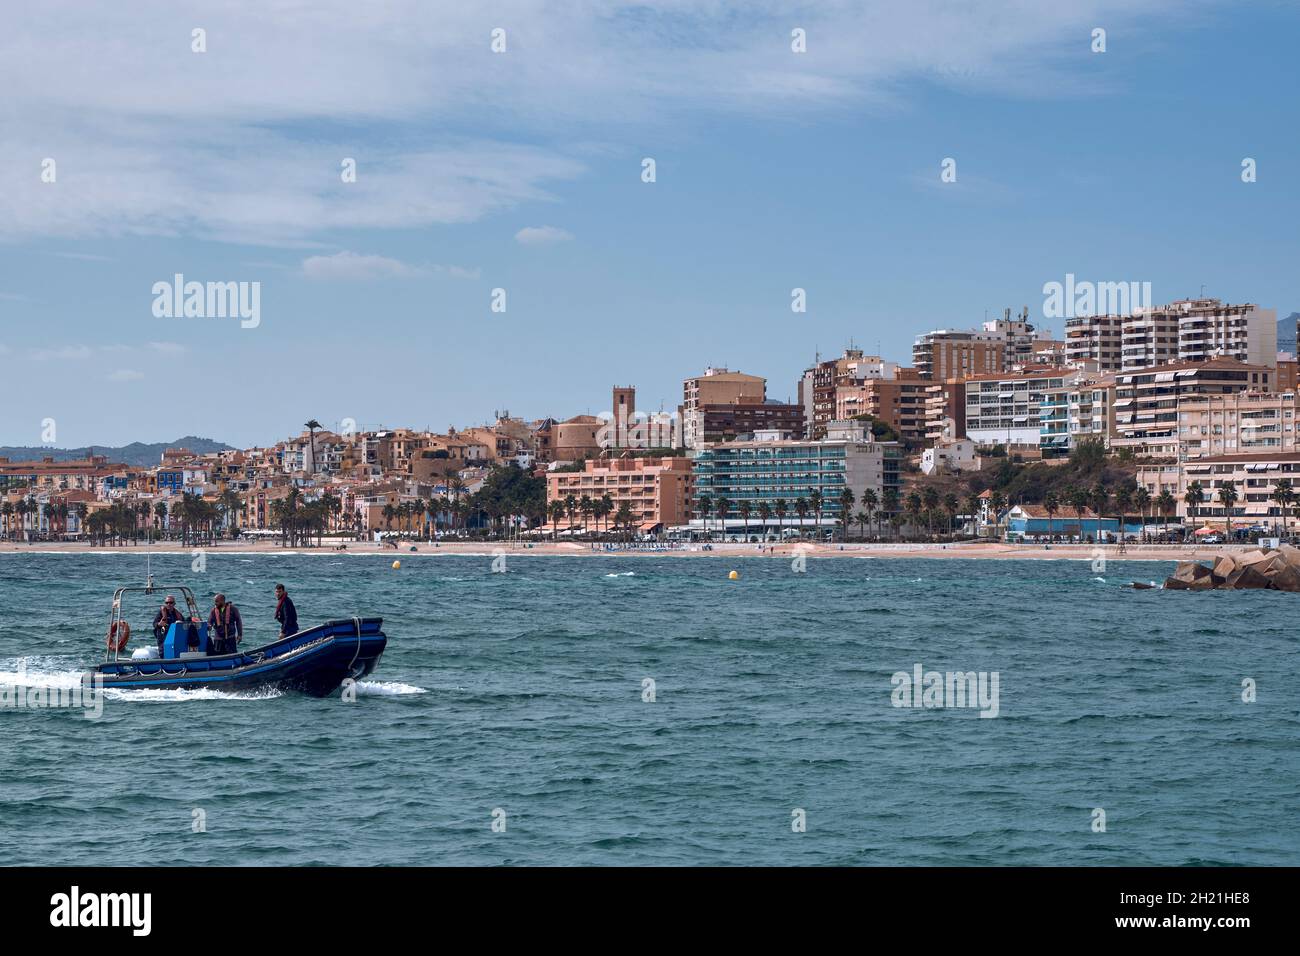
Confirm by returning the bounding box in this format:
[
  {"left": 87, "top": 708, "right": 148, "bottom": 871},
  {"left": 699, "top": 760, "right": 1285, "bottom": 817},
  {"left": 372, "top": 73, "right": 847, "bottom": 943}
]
[{"left": 275, "top": 594, "right": 298, "bottom": 637}]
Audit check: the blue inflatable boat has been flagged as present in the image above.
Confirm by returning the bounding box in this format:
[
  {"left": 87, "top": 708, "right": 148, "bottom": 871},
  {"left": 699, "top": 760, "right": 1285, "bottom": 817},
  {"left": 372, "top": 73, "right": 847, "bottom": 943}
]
[{"left": 85, "top": 582, "right": 387, "bottom": 697}]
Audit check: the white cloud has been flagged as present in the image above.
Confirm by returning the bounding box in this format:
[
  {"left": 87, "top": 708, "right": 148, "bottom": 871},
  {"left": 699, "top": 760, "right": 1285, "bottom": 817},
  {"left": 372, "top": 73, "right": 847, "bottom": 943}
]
[
  {"left": 147, "top": 341, "right": 187, "bottom": 354},
  {"left": 515, "top": 226, "right": 574, "bottom": 245},
  {"left": 107, "top": 369, "right": 145, "bottom": 383},
  {"left": 30, "top": 345, "right": 93, "bottom": 361},
  {"left": 301, "top": 252, "right": 423, "bottom": 281},
  {"left": 0, "top": 1, "right": 1189, "bottom": 245}
]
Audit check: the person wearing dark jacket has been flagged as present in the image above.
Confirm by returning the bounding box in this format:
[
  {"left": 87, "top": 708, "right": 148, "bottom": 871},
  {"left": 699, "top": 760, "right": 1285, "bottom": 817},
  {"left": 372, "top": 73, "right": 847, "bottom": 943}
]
[
  {"left": 153, "top": 595, "right": 185, "bottom": 652},
  {"left": 207, "top": 593, "right": 244, "bottom": 655},
  {"left": 274, "top": 583, "right": 298, "bottom": 638}
]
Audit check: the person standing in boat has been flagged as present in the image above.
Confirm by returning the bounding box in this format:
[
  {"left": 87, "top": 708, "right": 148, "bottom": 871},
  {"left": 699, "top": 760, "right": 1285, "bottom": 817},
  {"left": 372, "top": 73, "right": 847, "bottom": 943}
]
[
  {"left": 152, "top": 595, "right": 185, "bottom": 652},
  {"left": 274, "top": 583, "right": 298, "bottom": 638},
  {"left": 207, "top": 593, "right": 244, "bottom": 655}
]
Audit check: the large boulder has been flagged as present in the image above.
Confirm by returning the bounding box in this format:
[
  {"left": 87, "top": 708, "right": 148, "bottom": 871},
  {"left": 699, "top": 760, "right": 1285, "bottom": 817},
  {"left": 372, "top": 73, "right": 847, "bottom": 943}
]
[
  {"left": 1276, "top": 543, "right": 1300, "bottom": 570},
  {"left": 1212, "top": 555, "right": 1238, "bottom": 580},
  {"left": 1238, "top": 549, "right": 1278, "bottom": 567},
  {"left": 1225, "top": 564, "right": 1272, "bottom": 589},
  {"left": 1269, "top": 564, "right": 1300, "bottom": 593},
  {"left": 1164, "top": 576, "right": 1190, "bottom": 590},
  {"left": 1172, "top": 561, "right": 1214, "bottom": 584}
]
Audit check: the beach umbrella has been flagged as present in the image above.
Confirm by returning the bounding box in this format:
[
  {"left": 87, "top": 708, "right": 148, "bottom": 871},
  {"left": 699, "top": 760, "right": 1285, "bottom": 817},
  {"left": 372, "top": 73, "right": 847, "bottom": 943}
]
[{"left": 1193, "top": 526, "right": 1218, "bottom": 536}]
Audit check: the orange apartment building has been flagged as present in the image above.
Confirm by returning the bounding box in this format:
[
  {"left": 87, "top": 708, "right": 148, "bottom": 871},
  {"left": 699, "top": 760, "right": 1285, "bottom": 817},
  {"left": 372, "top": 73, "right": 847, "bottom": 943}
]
[{"left": 546, "top": 455, "right": 692, "bottom": 534}]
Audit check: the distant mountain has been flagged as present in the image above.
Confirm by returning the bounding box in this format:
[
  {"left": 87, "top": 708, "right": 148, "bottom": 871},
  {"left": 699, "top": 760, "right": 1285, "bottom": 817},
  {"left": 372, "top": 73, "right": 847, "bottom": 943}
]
[
  {"left": 0, "top": 436, "right": 235, "bottom": 468},
  {"left": 1279, "top": 313, "right": 1298, "bottom": 354}
]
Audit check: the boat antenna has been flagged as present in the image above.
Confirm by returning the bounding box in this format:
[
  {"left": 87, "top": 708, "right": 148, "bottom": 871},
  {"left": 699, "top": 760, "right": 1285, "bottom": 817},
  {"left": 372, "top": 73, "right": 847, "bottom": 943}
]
[{"left": 146, "top": 552, "right": 155, "bottom": 592}]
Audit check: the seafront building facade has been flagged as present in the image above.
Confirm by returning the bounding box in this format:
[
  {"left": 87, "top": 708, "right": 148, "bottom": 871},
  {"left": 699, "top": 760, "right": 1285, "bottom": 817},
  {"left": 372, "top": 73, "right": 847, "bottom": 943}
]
[
  {"left": 546, "top": 456, "right": 693, "bottom": 534},
  {"left": 962, "top": 368, "right": 1080, "bottom": 456},
  {"left": 689, "top": 421, "right": 902, "bottom": 534},
  {"left": 1136, "top": 452, "right": 1300, "bottom": 530},
  {"left": 1110, "top": 358, "right": 1273, "bottom": 458},
  {"left": 1176, "top": 391, "right": 1298, "bottom": 460}
]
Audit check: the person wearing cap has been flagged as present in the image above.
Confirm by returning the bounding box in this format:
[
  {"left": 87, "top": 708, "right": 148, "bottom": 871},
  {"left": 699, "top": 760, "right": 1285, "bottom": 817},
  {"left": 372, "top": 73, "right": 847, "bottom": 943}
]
[
  {"left": 207, "top": 593, "right": 244, "bottom": 655},
  {"left": 153, "top": 595, "right": 185, "bottom": 652}
]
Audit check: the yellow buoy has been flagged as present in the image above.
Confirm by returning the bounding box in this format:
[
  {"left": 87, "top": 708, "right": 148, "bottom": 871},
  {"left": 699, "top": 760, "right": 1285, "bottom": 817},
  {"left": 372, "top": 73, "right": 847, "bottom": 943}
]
[
  {"left": 392, "top": 560, "right": 401, "bottom": 570},
  {"left": 728, "top": 570, "right": 739, "bottom": 580}
]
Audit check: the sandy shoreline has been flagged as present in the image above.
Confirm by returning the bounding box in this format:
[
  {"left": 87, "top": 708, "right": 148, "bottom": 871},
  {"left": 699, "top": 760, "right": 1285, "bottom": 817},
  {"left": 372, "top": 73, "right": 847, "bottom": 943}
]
[{"left": 0, "top": 538, "right": 1237, "bottom": 563}]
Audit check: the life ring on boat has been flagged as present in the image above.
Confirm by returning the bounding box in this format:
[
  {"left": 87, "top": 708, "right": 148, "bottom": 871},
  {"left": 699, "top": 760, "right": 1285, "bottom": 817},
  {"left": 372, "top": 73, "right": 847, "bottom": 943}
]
[{"left": 106, "top": 621, "right": 130, "bottom": 652}]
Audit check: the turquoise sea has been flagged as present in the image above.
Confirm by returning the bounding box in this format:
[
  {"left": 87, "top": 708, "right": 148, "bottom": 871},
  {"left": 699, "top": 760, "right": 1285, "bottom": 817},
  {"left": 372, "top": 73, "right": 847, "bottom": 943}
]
[{"left": 0, "top": 551, "right": 1296, "bottom": 866}]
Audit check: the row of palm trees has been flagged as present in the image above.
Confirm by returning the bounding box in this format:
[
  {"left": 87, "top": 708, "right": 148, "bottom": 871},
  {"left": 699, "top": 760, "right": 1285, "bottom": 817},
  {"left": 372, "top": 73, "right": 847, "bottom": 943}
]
[
  {"left": 986, "top": 478, "right": 1297, "bottom": 543},
  {"left": 1, "top": 490, "right": 245, "bottom": 545},
  {"left": 1180, "top": 477, "right": 1298, "bottom": 539},
  {"left": 542, "top": 493, "right": 639, "bottom": 539},
  {"left": 693, "top": 487, "right": 932, "bottom": 542}
]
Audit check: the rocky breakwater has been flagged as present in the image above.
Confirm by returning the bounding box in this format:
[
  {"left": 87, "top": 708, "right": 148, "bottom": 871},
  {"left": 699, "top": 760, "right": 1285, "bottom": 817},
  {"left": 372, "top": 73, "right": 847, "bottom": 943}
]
[{"left": 1164, "top": 544, "right": 1300, "bottom": 592}]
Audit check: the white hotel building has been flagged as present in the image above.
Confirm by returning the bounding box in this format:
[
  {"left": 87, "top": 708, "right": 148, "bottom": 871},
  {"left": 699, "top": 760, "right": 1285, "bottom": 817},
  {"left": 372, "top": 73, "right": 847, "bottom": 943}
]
[{"left": 963, "top": 368, "right": 1080, "bottom": 456}]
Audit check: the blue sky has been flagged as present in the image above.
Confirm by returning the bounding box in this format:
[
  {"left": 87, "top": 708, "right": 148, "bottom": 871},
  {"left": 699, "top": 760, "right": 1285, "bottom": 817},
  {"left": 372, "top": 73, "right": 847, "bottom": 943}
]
[{"left": 1, "top": 1, "right": 1297, "bottom": 447}]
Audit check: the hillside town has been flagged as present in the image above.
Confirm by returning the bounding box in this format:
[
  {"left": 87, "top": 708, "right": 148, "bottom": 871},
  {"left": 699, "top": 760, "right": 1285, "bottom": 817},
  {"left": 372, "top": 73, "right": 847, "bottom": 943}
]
[{"left": 3, "top": 296, "right": 1298, "bottom": 547}]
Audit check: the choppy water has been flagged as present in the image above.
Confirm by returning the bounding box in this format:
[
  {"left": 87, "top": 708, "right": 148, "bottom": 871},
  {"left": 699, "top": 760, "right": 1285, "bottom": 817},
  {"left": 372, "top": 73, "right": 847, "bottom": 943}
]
[{"left": 0, "top": 550, "right": 1296, "bottom": 865}]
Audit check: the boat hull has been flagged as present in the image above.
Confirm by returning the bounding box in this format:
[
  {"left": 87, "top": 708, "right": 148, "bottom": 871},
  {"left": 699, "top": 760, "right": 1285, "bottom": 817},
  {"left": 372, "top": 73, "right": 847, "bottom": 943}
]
[{"left": 86, "top": 618, "right": 387, "bottom": 697}]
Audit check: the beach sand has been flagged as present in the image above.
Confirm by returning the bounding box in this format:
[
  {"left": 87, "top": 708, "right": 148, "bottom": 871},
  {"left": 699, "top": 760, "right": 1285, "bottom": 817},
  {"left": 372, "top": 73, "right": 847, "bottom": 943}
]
[{"left": 0, "top": 538, "right": 1235, "bottom": 562}]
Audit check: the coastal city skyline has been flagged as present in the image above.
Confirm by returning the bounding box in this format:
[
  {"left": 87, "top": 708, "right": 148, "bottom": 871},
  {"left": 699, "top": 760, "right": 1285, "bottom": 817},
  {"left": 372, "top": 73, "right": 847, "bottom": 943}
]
[
  {"left": 5, "top": 2, "right": 1300, "bottom": 912},
  {"left": 2, "top": 1, "right": 1298, "bottom": 447}
]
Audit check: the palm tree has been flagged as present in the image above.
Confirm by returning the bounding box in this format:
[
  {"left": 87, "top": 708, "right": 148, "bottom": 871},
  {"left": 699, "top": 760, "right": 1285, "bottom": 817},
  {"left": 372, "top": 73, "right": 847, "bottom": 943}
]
[
  {"left": 220, "top": 487, "right": 243, "bottom": 539},
  {"left": 1113, "top": 483, "right": 1133, "bottom": 546},
  {"left": 808, "top": 489, "right": 823, "bottom": 540},
  {"left": 1270, "top": 478, "right": 1294, "bottom": 539},
  {"left": 882, "top": 488, "right": 900, "bottom": 540},
  {"left": 906, "top": 491, "right": 923, "bottom": 540},
  {"left": 738, "top": 500, "right": 752, "bottom": 541},
  {"left": 1156, "top": 490, "right": 1175, "bottom": 539},
  {"left": 1, "top": 500, "right": 12, "bottom": 541},
  {"left": 773, "top": 498, "right": 788, "bottom": 541},
  {"left": 1216, "top": 480, "right": 1238, "bottom": 540},
  {"left": 987, "top": 490, "right": 1007, "bottom": 541},
  {"left": 715, "top": 496, "right": 731, "bottom": 540},
  {"left": 1089, "top": 482, "right": 1109, "bottom": 544},
  {"left": 794, "top": 497, "right": 809, "bottom": 539},
  {"left": 304, "top": 419, "right": 322, "bottom": 474},
  {"left": 615, "top": 501, "right": 634, "bottom": 541},
  {"left": 696, "top": 494, "right": 712, "bottom": 540},
  {"left": 859, "top": 489, "right": 878, "bottom": 541},
  {"left": 579, "top": 495, "right": 593, "bottom": 538},
  {"left": 1043, "top": 491, "right": 1059, "bottom": 543},
  {"left": 154, "top": 500, "right": 169, "bottom": 539},
  {"left": 1068, "top": 487, "right": 1089, "bottom": 543},
  {"left": 757, "top": 501, "right": 771, "bottom": 541},
  {"left": 855, "top": 510, "right": 869, "bottom": 540},
  {"left": 838, "top": 488, "right": 855, "bottom": 542},
  {"left": 564, "top": 493, "right": 578, "bottom": 538},
  {"left": 1133, "top": 486, "right": 1151, "bottom": 542},
  {"left": 921, "top": 487, "right": 939, "bottom": 537},
  {"left": 1183, "top": 480, "right": 1205, "bottom": 533},
  {"left": 942, "top": 493, "right": 959, "bottom": 537},
  {"left": 549, "top": 499, "right": 565, "bottom": 540}
]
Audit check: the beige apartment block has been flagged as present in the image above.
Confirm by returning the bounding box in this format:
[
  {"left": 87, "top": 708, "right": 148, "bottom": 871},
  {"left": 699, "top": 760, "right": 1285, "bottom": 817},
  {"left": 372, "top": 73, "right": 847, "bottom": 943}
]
[
  {"left": 546, "top": 455, "right": 693, "bottom": 533},
  {"left": 1176, "top": 391, "right": 1297, "bottom": 460},
  {"left": 1111, "top": 357, "right": 1273, "bottom": 458},
  {"left": 1137, "top": 452, "right": 1300, "bottom": 527}
]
